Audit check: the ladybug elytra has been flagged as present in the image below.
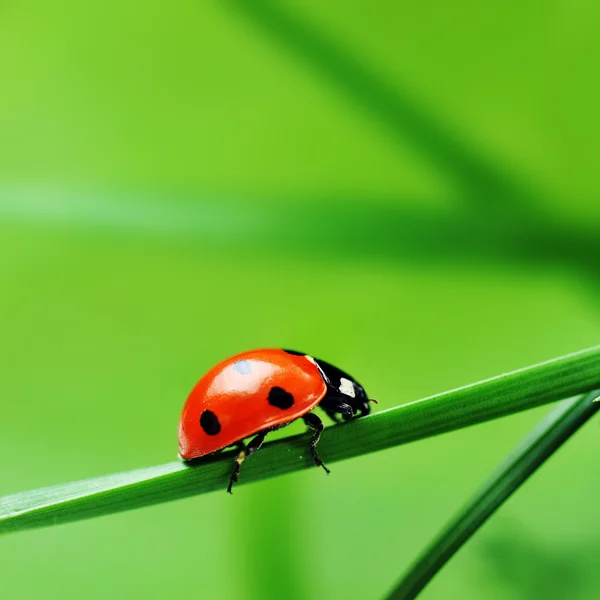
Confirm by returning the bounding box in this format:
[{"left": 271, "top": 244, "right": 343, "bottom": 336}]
[{"left": 178, "top": 348, "right": 375, "bottom": 493}]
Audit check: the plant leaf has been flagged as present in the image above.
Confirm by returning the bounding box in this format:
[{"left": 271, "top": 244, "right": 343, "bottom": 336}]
[
  {"left": 2, "top": 345, "right": 600, "bottom": 535},
  {"left": 385, "top": 389, "right": 600, "bottom": 599}
]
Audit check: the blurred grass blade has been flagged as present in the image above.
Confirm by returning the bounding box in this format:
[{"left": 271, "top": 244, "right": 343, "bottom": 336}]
[
  {"left": 2, "top": 345, "right": 600, "bottom": 534},
  {"left": 2, "top": 189, "right": 596, "bottom": 276},
  {"left": 386, "top": 389, "right": 600, "bottom": 600},
  {"left": 232, "top": 0, "right": 529, "bottom": 207}
]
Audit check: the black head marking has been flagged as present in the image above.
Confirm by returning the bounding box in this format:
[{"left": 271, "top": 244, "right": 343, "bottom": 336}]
[
  {"left": 282, "top": 348, "right": 305, "bottom": 356},
  {"left": 268, "top": 386, "right": 295, "bottom": 409},
  {"left": 314, "top": 357, "right": 371, "bottom": 416},
  {"left": 200, "top": 409, "right": 221, "bottom": 435}
]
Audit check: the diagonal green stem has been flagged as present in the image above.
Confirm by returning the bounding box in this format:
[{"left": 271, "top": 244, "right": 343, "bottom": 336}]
[
  {"left": 2, "top": 345, "right": 600, "bottom": 535},
  {"left": 386, "top": 389, "right": 600, "bottom": 600},
  {"left": 231, "top": 0, "right": 527, "bottom": 207}
]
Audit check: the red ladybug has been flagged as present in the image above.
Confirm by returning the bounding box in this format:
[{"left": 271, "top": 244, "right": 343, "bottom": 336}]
[{"left": 178, "top": 348, "right": 375, "bottom": 493}]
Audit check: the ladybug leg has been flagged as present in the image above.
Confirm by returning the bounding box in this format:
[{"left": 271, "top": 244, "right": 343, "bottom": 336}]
[
  {"left": 227, "top": 430, "right": 268, "bottom": 494},
  {"left": 303, "top": 412, "right": 331, "bottom": 475},
  {"left": 320, "top": 396, "right": 355, "bottom": 422}
]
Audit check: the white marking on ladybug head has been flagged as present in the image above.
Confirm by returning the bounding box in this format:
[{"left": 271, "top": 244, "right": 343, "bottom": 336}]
[
  {"left": 339, "top": 377, "right": 356, "bottom": 398},
  {"left": 305, "top": 355, "right": 316, "bottom": 365}
]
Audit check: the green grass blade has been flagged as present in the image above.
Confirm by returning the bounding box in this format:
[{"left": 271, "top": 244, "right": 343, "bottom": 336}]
[
  {"left": 231, "top": 0, "right": 532, "bottom": 208},
  {"left": 2, "top": 345, "right": 600, "bottom": 534},
  {"left": 386, "top": 389, "right": 600, "bottom": 600},
  {"left": 2, "top": 190, "right": 597, "bottom": 277}
]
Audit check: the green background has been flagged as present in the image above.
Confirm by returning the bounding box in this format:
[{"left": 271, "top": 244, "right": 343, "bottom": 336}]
[{"left": 1, "top": 2, "right": 600, "bottom": 598}]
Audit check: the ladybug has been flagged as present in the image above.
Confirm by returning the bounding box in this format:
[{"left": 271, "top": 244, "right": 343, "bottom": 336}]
[{"left": 178, "top": 348, "right": 375, "bottom": 493}]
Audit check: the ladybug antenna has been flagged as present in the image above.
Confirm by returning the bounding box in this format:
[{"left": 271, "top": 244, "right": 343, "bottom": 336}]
[{"left": 369, "top": 398, "right": 379, "bottom": 404}]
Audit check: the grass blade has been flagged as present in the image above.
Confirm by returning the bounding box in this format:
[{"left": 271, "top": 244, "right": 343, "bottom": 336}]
[
  {"left": 386, "top": 389, "right": 600, "bottom": 600},
  {"left": 231, "top": 0, "right": 526, "bottom": 207},
  {"left": 2, "top": 345, "right": 600, "bottom": 534}
]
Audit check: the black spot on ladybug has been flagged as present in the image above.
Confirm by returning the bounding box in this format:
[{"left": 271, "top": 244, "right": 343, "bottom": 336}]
[
  {"left": 200, "top": 410, "right": 221, "bottom": 436},
  {"left": 268, "top": 386, "right": 295, "bottom": 410},
  {"left": 283, "top": 349, "right": 304, "bottom": 356}
]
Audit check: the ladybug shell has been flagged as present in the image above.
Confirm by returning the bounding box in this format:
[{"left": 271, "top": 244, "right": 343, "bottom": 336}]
[{"left": 178, "top": 349, "right": 327, "bottom": 460}]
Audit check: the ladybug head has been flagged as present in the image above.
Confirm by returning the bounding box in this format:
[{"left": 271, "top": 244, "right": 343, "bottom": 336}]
[{"left": 314, "top": 358, "right": 373, "bottom": 418}]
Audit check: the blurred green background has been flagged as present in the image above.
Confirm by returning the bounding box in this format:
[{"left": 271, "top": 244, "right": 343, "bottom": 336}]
[{"left": 1, "top": 1, "right": 600, "bottom": 599}]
